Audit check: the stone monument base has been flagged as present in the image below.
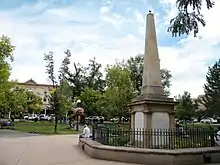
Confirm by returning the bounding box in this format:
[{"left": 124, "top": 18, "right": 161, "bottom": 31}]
[{"left": 129, "top": 96, "right": 176, "bottom": 147}]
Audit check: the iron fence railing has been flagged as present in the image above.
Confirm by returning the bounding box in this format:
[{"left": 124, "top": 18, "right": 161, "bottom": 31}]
[{"left": 92, "top": 125, "right": 215, "bottom": 149}]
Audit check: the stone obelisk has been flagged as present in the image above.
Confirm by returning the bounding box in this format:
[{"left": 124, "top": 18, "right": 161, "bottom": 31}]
[
  {"left": 129, "top": 11, "right": 176, "bottom": 148},
  {"left": 141, "top": 10, "right": 165, "bottom": 97}
]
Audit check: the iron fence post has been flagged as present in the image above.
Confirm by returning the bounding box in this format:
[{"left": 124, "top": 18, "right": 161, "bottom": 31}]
[
  {"left": 210, "top": 126, "right": 215, "bottom": 147},
  {"left": 92, "top": 125, "right": 95, "bottom": 140},
  {"left": 106, "top": 128, "right": 109, "bottom": 145}
]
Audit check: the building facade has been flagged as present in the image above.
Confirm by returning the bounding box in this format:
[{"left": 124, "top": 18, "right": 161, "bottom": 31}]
[{"left": 16, "top": 79, "right": 53, "bottom": 113}]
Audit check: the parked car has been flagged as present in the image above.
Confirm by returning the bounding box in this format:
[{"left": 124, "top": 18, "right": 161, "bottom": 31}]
[
  {"left": 193, "top": 118, "right": 198, "bottom": 123},
  {"left": 200, "top": 117, "right": 218, "bottom": 124},
  {"left": 48, "top": 114, "right": 55, "bottom": 121},
  {"left": 85, "top": 116, "right": 102, "bottom": 124},
  {"left": 110, "top": 117, "right": 129, "bottom": 123},
  {"left": 110, "top": 117, "right": 119, "bottom": 123},
  {"left": 39, "top": 114, "right": 51, "bottom": 121},
  {"left": 200, "top": 118, "right": 211, "bottom": 124},
  {"left": 98, "top": 116, "right": 104, "bottom": 123},
  {"left": 210, "top": 118, "right": 218, "bottom": 124},
  {"left": 24, "top": 115, "right": 29, "bottom": 120},
  {"left": 24, "top": 114, "right": 39, "bottom": 121}
]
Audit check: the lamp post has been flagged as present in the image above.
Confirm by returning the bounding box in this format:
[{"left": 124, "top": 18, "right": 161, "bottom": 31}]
[{"left": 76, "top": 99, "right": 81, "bottom": 131}]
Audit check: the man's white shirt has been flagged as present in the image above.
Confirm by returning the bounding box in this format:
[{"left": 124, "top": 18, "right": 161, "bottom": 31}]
[
  {"left": 82, "top": 126, "right": 90, "bottom": 138},
  {"left": 217, "top": 130, "right": 220, "bottom": 141}
]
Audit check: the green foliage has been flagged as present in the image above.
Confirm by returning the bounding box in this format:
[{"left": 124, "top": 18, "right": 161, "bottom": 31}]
[
  {"left": 161, "top": 69, "right": 172, "bottom": 96},
  {"left": 45, "top": 50, "right": 172, "bottom": 119},
  {"left": 175, "top": 91, "right": 197, "bottom": 121},
  {"left": 0, "top": 35, "right": 15, "bottom": 115},
  {"left": 0, "top": 35, "right": 14, "bottom": 62},
  {"left": 202, "top": 59, "right": 220, "bottom": 116},
  {"left": 79, "top": 87, "right": 103, "bottom": 116},
  {"left": 124, "top": 54, "right": 172, "bottom": 96},
  {"left": 104, "top": 66, "right": 135, "bottom": 120},
  {"left": 168, "top": 0, "right": 215, "bottom": 37},
  {"left": 64, "top": 56, "right": 106, "bottom": 97},
  {"left": 44, "top": 51, "right": 56, "bottom": 86},
  {"left": 125, "top": 54, "right": 143, "bottom": 94},
  {"left": 0, "top": 86, "right": 43, "bottom": 115},
  {"left": 26, "top": 90, "right": 43, "bottom": 113},
  {"left": 85, "top": 58, "right": 106, "bottom": 92},
  {"left": 6, "top": 87, "right": 27, "bottom": 113},
  {"left": 59, "top": 80, "right": 73, "bottom": 115}
]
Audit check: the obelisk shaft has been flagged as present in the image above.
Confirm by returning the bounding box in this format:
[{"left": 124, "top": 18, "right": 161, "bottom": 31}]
[{"left": 141, "top": 11, "right": 165, "bottom": 97}]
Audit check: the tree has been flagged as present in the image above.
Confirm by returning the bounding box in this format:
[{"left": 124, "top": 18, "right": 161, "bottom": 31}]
[
  {"left": 125, "top": 54, "right": 172, "bottom": 96},
  {"left": 84, "top": 58, "right": 106, "bottom": 92},
  {"left": 59, "top": 80, "right": 73, "bottom": 116},
  {"left": 161, "top": 69, "right": 172, "bottom": 96},
  {"left": 2, "top": 87, "right": 43, "bottom": 118},
  {"left": 59, "top": 50, "right": 71, "bottom": 80},
  {"left": 26, "top": 90, "right": 43, "bottom": 114},
  {"left": 63, "top": 54, "right": 106, "bottom": 97},
  {"left": 44, "top": 51, "right": 60, "bottom": 133},
  {"left": 0, "top": 35, "right": 15, "bottom": 116},
  {"left": 169, "top": 0, "right": 215, "bottom": 37},
  {"left": 202, "top": 59, "right": 220, "bottom": 117},
  {"left": 7, "top": 88, "right": 27, "bottom": 113},
  {"left": 65, "top": 62, "right": 87, "bottom": 98},
  {"left": 79, "top": 87, "right": 103, "bottom": 117},
  {"left": 126, "top": 55, "right": 143, "bottom": 94},
  {"left": 103, "top": 66, "right": 135, "bottom": 121},
  {"left": 175, "top": 91, "right": 197, "bottom": 121},
  {"left": 59, "top": 50, "right": 74, "bottom": 116}
]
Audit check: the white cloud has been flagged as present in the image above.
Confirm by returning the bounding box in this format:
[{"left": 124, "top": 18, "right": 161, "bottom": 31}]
[
  {"left": 0, "top": 0, "right": 219, "bottom": 99},
  {"left": 158, "top": 0, "right": 220, "bottom": 97}
]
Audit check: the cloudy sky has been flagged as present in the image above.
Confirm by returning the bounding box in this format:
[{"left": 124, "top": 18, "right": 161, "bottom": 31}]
[{"left": 0, "top": 0, "right": 219, "bottom": 98}]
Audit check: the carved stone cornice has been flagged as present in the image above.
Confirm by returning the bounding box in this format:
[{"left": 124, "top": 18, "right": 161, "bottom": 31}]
[
  {"left": 168, "top": 111, "right": 175, "bottom": 115},
  {"left": 129, "top": 111, "right": 136, "bottom": 114},
  {"left": 143, "top": 110, "right": 152, "bottom": 114}
]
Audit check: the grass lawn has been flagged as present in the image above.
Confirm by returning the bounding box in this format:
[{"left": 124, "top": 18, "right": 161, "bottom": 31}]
[
  {"left": 12, "top": 121, "right": 80, "bottom": 135},
  {"left": 103, "top": 122, "right": 130, "bottom": 129},
  {"left": 181, "top": 123, "right": 220, "bottom": 131}
]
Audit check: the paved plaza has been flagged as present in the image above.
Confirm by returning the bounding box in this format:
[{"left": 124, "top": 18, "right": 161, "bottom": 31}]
[
  {"left": 0, "top": 130, "right": 136, "bottom": 165},
  {"left": 0, "top": 130, "right": 220, "bottom": 165}
]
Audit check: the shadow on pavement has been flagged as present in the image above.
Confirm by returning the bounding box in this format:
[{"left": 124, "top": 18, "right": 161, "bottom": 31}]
[{"left": 0, "top": 129, "right": 41, "bottom": 138}]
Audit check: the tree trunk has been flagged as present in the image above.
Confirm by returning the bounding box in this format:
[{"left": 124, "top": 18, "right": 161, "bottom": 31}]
[
  {"left": 8, "top": 111, "right": 11, "bottom": 119},
  {"left": 118, "top": 115, "right": 122, "bottom": 124},
  {"left": 54, "top": 115, "right": 58, "bottom": 133}
]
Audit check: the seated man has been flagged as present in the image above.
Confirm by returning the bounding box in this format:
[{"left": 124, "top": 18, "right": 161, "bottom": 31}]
[
  {"left": 215, "top": 127, "right": 220, "bottom": 146},
  {"left": 79, "top": 124, "right": 91, "bottom": 138}
]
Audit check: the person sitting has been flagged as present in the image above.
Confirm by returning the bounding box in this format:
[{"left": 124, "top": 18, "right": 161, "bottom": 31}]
[
  {"left": 215, "top": 126, "right": 220, "bottom": 146},
  {"left": 79, "top": 124, "right": 91, "bottom": 138}
]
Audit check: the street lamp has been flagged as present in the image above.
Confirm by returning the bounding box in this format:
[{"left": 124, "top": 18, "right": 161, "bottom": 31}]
[{"left": 75, "top": 99, "right": 84, "bottom": 131}]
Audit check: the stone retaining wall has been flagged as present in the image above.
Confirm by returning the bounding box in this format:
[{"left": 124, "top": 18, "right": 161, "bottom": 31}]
[{"left": 79, "top": 138, "right": 220, "bottom": 165}]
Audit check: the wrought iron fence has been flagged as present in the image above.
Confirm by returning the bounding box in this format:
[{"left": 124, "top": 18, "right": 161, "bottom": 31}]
[{"left": 92, "top": 125, "right": 215, "bottom": 149}]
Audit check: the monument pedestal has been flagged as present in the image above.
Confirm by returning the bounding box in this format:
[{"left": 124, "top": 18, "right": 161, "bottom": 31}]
[{"left": 129, "top": 97, "right": 176, "bottom": 148}]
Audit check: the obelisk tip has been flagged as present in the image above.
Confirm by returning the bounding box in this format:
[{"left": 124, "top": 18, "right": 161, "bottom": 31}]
[{"left": 148, "top": 10, "right": 153, "bottom": 15}]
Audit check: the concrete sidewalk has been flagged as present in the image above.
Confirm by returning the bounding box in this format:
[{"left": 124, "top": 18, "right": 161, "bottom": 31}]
[{"left": 0, "top": 133, "right": 136, "bottom": 165}]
